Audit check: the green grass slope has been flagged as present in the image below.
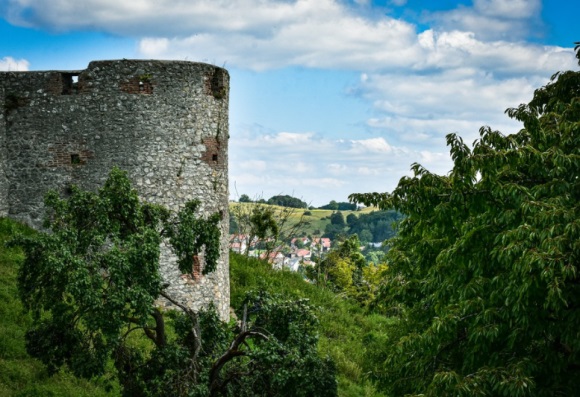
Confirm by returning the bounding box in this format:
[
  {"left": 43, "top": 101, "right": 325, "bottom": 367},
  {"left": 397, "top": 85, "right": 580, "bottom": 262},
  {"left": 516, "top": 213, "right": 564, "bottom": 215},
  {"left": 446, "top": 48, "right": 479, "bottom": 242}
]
[
  {"left": 230, "top": 252, "right": 392, "bottom": 397},
  {"left": 0, "top": 218, "right": 117, "bottom": 397}
]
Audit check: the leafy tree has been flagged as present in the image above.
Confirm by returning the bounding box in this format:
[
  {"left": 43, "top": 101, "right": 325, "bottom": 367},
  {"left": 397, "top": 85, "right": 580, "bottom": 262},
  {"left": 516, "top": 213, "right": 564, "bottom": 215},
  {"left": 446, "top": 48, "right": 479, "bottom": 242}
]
[
  {"left": 227, "top": 292, "right": 337, "bottom": 397},
  {"left": 322, "top": 223, "right": 345, "bottom": 241},
  {"left": 10, "top": 168, "right": 336, "bottom": 396},
  {"left": 350, "top": 55, "right": 580, "bottom": 396},
  {"left": 358, "top": 229, "right": 373, "bottom": 244},
  {"left": 346, "top": 213, "right": 358, "bottom": 226},
  {"left": 318, "top": 201, "right": 356, "bottom": 211},
  {"left": 239, "top": 194, "right": 252, "bottom": 203},
  {"left": 347, "top": 210, "right": 402, "bottom": 243},
  {"left": 267, "top": 194, "right": 308, "bottom": 209},
  {"left": 330, "top": 211, "right": 345, "bottom": 227},
  {"left": 314, "top": 235, "right": 369, "bottom": 304},
  {"left": 231, "top": 200, "right": 307, "bottom": 259}
]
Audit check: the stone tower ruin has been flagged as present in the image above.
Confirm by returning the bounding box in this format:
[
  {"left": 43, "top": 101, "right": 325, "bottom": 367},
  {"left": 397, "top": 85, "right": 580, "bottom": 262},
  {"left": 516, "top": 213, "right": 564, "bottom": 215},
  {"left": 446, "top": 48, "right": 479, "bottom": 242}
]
[{"left": 0, "top": 59, "right": 230, "bottom": 319}]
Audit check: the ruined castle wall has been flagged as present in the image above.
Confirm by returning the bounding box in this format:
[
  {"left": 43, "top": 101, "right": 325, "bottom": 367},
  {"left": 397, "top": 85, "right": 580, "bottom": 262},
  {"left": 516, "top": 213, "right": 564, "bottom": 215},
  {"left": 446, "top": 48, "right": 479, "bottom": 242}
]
[
  {"left": 0, "top": 86, "right": 8, "bottom": 216},
  {"left": 0, "top": 60, "right": 230, "bottom": 319}
]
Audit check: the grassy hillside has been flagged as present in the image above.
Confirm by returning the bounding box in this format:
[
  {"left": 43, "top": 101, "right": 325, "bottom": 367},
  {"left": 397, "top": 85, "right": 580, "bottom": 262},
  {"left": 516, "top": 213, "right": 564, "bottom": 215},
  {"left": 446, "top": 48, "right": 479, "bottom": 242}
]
[
  {"left": 0, "top": 218, "right": 117, "bottom": 397},
  {"left": 230, "top": 252, "right": 392, "bottom": 397},
  {"left": 229, "top": 202, "right": 379, "bottom": 236}
]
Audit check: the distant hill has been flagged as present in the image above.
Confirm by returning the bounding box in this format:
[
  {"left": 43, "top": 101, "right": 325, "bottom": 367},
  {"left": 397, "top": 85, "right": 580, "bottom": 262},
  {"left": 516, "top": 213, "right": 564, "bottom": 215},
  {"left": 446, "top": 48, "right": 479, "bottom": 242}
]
[{"left": 229, "top": 202, "right": 381, "bottom": 237}]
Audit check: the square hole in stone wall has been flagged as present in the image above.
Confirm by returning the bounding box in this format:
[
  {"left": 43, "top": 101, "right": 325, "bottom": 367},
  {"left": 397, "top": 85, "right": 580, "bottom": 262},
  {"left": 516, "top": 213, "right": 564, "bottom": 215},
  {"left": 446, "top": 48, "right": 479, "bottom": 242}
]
[
  {"left": 70, "top": 154, "right": 81, "bottom": 164},
  {"left": 62, "top": 73, "right": 80, "bottom": 95},
  {"left": 212, "top": 154, "right": 218, "bottom": 162}
]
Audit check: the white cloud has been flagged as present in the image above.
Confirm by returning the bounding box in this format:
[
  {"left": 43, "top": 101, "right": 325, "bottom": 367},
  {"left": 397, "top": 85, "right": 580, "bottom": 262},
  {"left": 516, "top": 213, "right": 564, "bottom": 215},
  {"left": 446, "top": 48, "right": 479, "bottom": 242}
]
[
  {"left": 238, "top": 160, "right": 267, "bottom": 171},
  {"left": 473, "top": 0, "right": 540, "bottom": 19},
  {"left": 348, "top": 137, "right": 392, "bottom": 154},
  {"left": 229, "top": 129, "right": 451, "bottom": 205},
  {"left": 0, "top": 56, "right": 29, "bottom": 71},
  {"left": 263, "top": 132, "right": 315, "bottom": 146},
  {"left": 2, "top": 0, "right": 573, "bottom": 74},
  {"left": 427, "top": 0, "right": 542, "bottom": 41}
]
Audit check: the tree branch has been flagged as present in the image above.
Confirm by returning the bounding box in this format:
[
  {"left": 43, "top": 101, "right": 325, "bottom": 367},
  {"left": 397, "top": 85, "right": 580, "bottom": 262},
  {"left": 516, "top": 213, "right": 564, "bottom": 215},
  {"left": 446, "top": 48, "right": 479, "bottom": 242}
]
[{"left": 208, "top": 329, "right": 269, "bottom": 397}]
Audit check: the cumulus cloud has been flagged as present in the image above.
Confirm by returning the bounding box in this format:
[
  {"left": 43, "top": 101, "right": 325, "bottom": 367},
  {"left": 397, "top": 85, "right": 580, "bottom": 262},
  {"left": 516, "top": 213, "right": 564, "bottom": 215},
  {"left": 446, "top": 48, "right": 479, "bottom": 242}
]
[
  {"left": 0, "top": 56, "right": 29, "bottom": 71},
  {"left": 5, "top": 0, "right": 572, "bottom": 74},
  {"left": 229, "top": 129, "right": 451, "bottom": 205},
  {"left": 348, "top": 137, "right": 393, "bottom": 154},
  {"left": 427, "top": 0, "right": 543, "bottom": 41}
]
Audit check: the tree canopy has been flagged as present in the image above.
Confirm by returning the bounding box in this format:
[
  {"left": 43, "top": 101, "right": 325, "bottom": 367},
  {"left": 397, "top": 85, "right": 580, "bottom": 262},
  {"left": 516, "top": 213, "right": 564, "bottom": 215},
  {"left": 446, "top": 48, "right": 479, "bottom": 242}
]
[
  {"left": 238, "top": 194, "right": 252, "bottom": 203},
  {"left": 267, "top": 194, "right": 308, "bottom": 209},
  {"left": 318, "top": 201, "right": 357, "bottom": 211},
  {"left": 350, "top": 55, "right": 580, "bottom": 395}
]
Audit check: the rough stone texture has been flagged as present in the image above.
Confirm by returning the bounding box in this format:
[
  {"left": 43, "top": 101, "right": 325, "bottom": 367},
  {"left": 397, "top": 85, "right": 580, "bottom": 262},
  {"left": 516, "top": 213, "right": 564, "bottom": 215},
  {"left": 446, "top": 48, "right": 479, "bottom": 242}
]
[{"left": 0, "top": 59, "right": 230, "bottom": 320}]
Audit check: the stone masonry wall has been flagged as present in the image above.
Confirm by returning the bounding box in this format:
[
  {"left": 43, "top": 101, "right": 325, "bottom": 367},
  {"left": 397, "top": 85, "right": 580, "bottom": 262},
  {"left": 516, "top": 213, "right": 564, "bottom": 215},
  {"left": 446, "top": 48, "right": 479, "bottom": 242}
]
[
  {"left": 0, "top": 86, "right": 8, "bottom": 216},
  {"left": 0, "top": 60, "right": 230, "bottom": 320}
]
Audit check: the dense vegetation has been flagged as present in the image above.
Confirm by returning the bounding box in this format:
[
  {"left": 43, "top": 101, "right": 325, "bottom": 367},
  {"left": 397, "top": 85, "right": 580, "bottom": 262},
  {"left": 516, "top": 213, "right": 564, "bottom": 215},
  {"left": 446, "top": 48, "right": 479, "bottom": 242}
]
[
  {"left": 1, "top": 218, "right": 390, "bottom": 396},
  {"left": 6, "top": 169, "right": 336, "bottom": 397},
  {"left": 317, "top": 201, "right": 357, "bottom": 211},
  {"left": 230, "top": 252, "right": 392, "bottom": 397},
  {"left": 0, "top": 217, "right": 116, "bottom": 396},
  {"left": 3, "top": 43, "right": 578, "bottom": 397},
  {"left": 323, "top": 210, "right": 402, "bottom": 242},
  {"left": 350, "top": 50, "right": 580, "bottom": 396},
  {"left": 267, "top": 194, "right": 309, "bottom": 209},
  {"left": 237, "top": 194, "right": 308, "bottom": 209}
]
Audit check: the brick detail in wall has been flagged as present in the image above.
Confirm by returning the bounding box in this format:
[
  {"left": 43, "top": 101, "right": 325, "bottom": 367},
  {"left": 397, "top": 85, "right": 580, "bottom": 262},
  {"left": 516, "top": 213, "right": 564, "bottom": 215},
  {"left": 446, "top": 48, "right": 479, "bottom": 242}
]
[
  {"left": 180, "top": 255, "right": 203, "bottom": 285},
  {"left": 43, "top": 142, "right": 95, "bottom": 168},
  {"left": 120, "top": 76, "right": 154, "bottom": 94},
  {"left": 204, "top": 68, "right": 227, "bottom": 99},
  {"left": 45, "top": 73, "right": 91, "bottom": 96},
  {"left": 200, "top": 136, "right": 225, "bottom": 170}
]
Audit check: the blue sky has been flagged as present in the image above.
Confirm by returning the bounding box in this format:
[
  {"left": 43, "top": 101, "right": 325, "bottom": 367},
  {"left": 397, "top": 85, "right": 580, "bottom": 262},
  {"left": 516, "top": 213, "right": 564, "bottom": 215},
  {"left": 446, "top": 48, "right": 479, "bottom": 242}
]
[{"left": 1, "top": 0, "right": 578, "bottom": 206}]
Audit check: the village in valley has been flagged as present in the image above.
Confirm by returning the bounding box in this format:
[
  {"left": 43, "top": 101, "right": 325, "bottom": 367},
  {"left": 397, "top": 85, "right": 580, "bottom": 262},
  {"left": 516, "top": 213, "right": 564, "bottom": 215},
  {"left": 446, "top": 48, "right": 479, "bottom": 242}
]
[{"left": 229, "top": 234, "right": 332, "bottom": 271}]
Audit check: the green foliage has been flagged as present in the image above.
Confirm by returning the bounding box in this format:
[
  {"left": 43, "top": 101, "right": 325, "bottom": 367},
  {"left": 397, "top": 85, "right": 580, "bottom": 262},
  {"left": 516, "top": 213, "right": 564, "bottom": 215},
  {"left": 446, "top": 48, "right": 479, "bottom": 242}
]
[
  {"left": 346, "top": 210, "right": 402, "bottom": 243},
  {"left": 350, "top": 61, "right": 580, "bottom": 395},
  {"left": 222, "top": 291, "right": 337, "bottom": 397},
  {"left": 250, "top": 205, "right": 279, "bottom": 241},
  {"left": 7, "top": 168, "right": 220, "bottom": 395},
  {"left": 229, "top": 202, "right": 378, "bottom": 238},
  {"left": 0, "top": 218, "right": 116, "bottom": 397},
  {"left": 230, "top": 201, "right": 308, "bottom": 258},
  {"left": 230, "top": 252, "right": 391, "bottom": 397},
  {"left": 167, "top": 199, "right": 221, "bottom": 274},
  {"left": 318, "top": 201, "right": 357, "bottom": 211},
  {"left": 311, "top": 235, "right": 383, "bottom": 307},
  {"left": 330, "top": 211, "right": 346, "bottom": 227},
  {"left": 8, "top": 168, "right": 333, "bottom": 396},
  {"left": 238, "top": 194, "right": 251, "bottom": 203},
  {"left": 267, "top": 194, "right": 308, "bottom": 209}
]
